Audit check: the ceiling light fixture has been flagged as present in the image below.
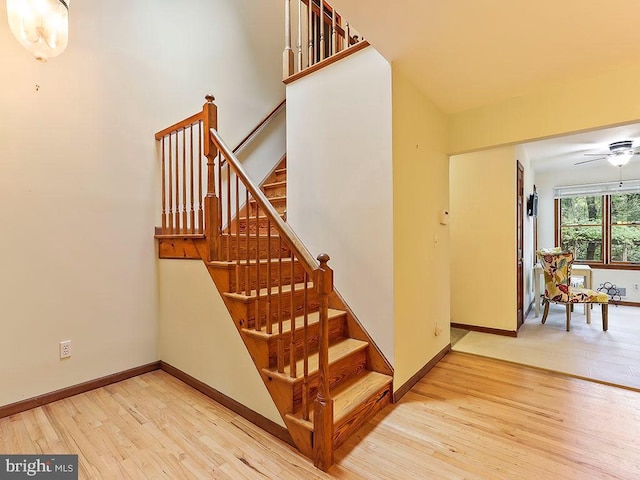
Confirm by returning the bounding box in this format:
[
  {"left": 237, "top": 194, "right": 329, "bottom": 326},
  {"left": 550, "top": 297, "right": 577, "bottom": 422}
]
[
  {"left": 6, "top": 0, "right": 69, "bottom": 62},
  {"left": 608, "top": 153, "right": 632, "bottom": 167}
]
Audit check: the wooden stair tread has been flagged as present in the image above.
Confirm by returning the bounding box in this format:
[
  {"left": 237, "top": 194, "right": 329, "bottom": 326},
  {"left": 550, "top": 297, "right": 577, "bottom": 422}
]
[
  {"left": 262, "top": 180, "right": 287, "bottom": 189},
  {"left": 250, "top": 195, "right": 286, "bottom": 204},
  {"left": 286, "top": 371, "right": 392, "bottom": 429},
  {"left": 154, "top": 233, "right": 205, "bottom": 239},
  {"left": 238, "top": 213, "right": 285, "bottom": 221},
  {"left": 208, "top": 257, "right": 296, "bottom": 268},
  {"left": 223, "top": 282, "right": 311, "bottom": 302},
  {"left": 263, "top": 338, "right": 368, "bottom": 382},
  {"left": 241, "top": 308, "right": 345, "bottom": 338}
]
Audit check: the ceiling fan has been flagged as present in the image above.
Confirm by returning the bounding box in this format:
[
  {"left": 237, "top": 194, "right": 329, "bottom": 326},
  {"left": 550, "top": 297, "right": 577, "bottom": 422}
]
[{"left": 575, "top": 140, "right": 640, "bottom": 167}]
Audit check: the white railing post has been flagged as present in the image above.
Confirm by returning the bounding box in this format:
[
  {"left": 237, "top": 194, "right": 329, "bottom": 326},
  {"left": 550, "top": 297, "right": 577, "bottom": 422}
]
[{"left": 283, "top": 0, "right": 294, "bottom": 78}]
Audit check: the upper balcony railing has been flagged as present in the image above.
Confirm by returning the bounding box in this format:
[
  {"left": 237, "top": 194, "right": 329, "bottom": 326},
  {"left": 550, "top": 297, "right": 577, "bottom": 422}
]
[{"left": 283, "top": 0, "right": 368, "bottom": 83}]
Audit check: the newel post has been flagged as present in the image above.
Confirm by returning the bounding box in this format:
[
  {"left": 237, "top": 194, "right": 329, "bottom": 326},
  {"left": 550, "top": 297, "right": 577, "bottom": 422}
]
[
  {"left": 283, "top": 0, "right": 294, "bottom": 79},
  {"left": 313, "top": 253, "right": 334, "bottom": 470},
  {"left": 203, "top": 94, "right": 220, "bottom": 261}
]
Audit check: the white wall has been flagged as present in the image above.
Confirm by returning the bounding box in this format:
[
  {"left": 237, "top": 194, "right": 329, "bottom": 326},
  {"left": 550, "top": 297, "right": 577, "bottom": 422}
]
[
  {"left": 286, "top": 47, "right": 395, "bottom": 363},
  {"left": 536, "top": 161, "right": 640, "bottom": 303},
  {"left": 450, "top": 146, "right": 518, "bottom": 332},
  {"left": 0, "top": 0, "right": 284, "bottom": 406},
  {"left": 158, "top": 260, "right": 283, "bottom": 425}
]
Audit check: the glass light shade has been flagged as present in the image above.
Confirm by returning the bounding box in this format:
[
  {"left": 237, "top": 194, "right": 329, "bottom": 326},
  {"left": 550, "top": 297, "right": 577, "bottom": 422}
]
[
  {"left": 6, "top": 0, "right": 69, "bottom": 62},
  {"left": 608, "top": 153, "right": 632, "bottom": 167}
]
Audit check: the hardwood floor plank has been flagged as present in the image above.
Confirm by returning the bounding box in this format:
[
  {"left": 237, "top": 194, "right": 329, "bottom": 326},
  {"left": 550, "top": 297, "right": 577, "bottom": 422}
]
[{"left": 2, "top": 355, "right": 640, "bottom": 479}]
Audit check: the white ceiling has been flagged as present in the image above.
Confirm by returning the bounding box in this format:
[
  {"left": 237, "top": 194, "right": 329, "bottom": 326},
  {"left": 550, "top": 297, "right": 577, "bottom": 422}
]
[
  {"left": 328, "top": 0, "right": 640, "bottom": 114},
  {"left": 521, "top": 123, "right": 640, "bottom": 172}
]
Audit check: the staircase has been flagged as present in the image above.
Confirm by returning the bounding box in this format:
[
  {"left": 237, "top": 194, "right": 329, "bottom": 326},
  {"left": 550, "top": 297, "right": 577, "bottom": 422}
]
[{"left": 154, "top": 97, "right": 393, "bottom": 470}]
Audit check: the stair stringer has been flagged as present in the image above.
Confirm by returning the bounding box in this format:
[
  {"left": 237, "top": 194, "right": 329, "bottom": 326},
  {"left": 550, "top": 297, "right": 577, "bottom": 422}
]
[{"left": 191, "top": 239, "right": 316, "bottom": 457}]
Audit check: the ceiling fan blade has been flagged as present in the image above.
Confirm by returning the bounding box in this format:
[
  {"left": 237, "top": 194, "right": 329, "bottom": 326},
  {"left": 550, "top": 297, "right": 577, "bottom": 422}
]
[{"left": 575, "top": 157, "right": 606, "bottom": 165}]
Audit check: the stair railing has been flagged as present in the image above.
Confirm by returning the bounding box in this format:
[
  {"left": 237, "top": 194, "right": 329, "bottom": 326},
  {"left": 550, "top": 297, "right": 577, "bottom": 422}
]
[
  {"left": 205, "top": 97, "right": 336, "bottom": 470},
  {"left": 283, "top": 0, "right": 367, "bottom": 82},
  {"left": 155, "top": 106, "right": 211, "bottom": 236},
  {"left": 154, "top": 96, "right": 285, "bottom": 239},
  {"left": 156, "top": 95, "right": 337, "bottom": 469}
]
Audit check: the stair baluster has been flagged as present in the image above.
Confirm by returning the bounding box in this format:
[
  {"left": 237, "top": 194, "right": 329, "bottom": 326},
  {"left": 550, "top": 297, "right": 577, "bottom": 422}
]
[
  {"left": 266, "top": 219, "right": 273, "bottom": 335},
  {"left": 244, "top": 187, "right": 250, "bottom": 296},
  {"left": 302, "top": 272, "right": 310, "bottom": 421},
  {"left": 255, "top": 203, "right": 262, "bottom": 331},
  {"left": 289, "top": 250, "right": 297, "bottom": 378}
]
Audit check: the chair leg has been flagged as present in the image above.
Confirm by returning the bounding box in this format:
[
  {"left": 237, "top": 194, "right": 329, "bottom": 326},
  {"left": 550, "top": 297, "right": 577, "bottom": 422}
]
[
  {"left": 566, "top": 304, "right": 571, "bottom": 332},
  {"left": 602, "top": 304, "right": 608, "bottom": 332},
  {"left": 541, "top": 299, "right": 550, "bottom": 324}
]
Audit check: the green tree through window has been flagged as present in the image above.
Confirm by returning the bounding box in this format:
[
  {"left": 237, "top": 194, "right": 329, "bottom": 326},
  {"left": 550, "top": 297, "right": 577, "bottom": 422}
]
[
  {"left": 559, "top": 196, "right": 603, "bottom": 261},
  {"left": 557, "top": 192, "right": 640, "bottom": 264},
  {"left": 611, "top": 193, "right": 640, "bottom": 262}
]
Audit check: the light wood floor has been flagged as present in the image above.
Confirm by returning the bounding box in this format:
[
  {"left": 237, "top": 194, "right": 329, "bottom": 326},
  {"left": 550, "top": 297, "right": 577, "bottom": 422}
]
[{"left": 2, "top": 353, "right": 640, "bottom": 479}]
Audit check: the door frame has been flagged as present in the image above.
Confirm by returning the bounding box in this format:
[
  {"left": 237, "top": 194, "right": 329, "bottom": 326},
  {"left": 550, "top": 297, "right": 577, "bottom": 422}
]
[{"left": 516, "top": 161, "right": 525, "bottom": 330}]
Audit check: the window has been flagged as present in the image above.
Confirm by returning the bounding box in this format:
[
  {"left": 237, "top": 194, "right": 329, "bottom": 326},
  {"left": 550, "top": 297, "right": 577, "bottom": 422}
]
[
  {"left": 611, "top": 193, "right": 640, "bottom": 262},
  {"left": 558, "top": 196, "right": 603, "bottom": 262},
  {"left": 556, "top": 191, "right": 640, "bottom": 267}
]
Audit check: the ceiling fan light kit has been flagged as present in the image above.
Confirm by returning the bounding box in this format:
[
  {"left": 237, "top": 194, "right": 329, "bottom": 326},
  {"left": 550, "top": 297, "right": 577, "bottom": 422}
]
[
  {"left": 608, "top": 152, "right": 632, "bottom": 167},
  {"left": 576, "top": 140, "right": 638, "bottom": 167}
]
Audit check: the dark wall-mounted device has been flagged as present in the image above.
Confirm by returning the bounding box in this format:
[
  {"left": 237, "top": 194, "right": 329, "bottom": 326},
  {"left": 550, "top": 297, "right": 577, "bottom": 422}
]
[{"left": 527, "top": 187, "right": 538, "bottom": 217}]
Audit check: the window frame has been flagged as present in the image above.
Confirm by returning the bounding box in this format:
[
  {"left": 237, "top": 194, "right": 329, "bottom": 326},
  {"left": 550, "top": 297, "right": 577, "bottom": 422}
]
[
  {"left": 554, "top": 194, "right": 640, "bottom": 270},
  {"left": 609, "top": 192, "right": 640, "bottom": 266}
]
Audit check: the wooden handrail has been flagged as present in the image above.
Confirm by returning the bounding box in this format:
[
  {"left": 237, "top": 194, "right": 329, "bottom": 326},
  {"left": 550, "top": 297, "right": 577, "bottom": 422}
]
[
  {"left": 231, "top": 99, "right": 286, "bottom": 155},
  {"left": 209, "top": 127, "right": 320, "bottom": 274},
  {"left": 155, "top": 111, "right": 203, "bottom": 140}
]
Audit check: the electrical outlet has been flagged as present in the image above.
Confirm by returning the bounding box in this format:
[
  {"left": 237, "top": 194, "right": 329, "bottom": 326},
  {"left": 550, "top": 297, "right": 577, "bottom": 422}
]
[
  {"left": 60, "top": 340, "right": 71, "bottom": 359},
  {"left": 635, "top": 284, "right": 639, "bottom": 291}
]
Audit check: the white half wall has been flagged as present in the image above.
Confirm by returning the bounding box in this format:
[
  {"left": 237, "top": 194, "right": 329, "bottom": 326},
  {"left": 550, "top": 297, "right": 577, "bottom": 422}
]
[
  {"left": 286, "top": 47, "right": 394, "bottom": 363},
  {"left": 158, "top": 260, "right": 283, "bottom": 426}
]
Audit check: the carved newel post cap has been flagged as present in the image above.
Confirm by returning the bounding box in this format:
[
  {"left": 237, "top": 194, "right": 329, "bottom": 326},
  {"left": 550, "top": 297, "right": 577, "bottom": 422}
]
[
  {"left": 205, "top": 94, "right": 215, "bottom": 103},
  {"left": 317, "top": 253, "right": 330, "bottom": 265}
]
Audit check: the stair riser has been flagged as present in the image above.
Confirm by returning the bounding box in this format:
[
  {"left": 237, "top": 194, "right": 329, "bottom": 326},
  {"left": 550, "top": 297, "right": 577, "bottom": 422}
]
[
  {"left": 265, "top": 315, "right": 347, "bottom": 369},
  {"left": 263, "top": 183, "right": 287, "bottom": 198},
  {"left": 229, "top": 289, "right": 320, "bottom": 330},
  {"left": 227, "top": 261, "right": 309, "bottom": 295},
  {"left": 274, "top": 170, "right": 287, "bottom": 182},
  {"left": 262, "top": 347, "right": 367, "bottom": 416},
  {"left": 332, "top": 382, "right": 392, "bottom": 449},
  {"left": 291, "top": 349, "right": 367, "bottom": 413},
  {"left": 236, "top": 217, "right": 280, "bottom": 236},
  {"left": 249, "top": 198, "right": 286, "bottom": 216},
  {"left": 219, "top": 236, "right": 291, "bottom": 260}
]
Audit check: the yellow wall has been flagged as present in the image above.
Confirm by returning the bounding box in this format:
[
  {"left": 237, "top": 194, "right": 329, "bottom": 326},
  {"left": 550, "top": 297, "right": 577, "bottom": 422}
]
[
  {"left": 450, "top": 146, "right": 517, "bottom": 332},
  {"left": 157, "top": 260, "right": 283, "bottom": 426},
  {"left": 392, "top": 66, "right": 451, "bottom": 390},
  {"left": 448, "top": 64, "right": 640, "bottom": 154}
]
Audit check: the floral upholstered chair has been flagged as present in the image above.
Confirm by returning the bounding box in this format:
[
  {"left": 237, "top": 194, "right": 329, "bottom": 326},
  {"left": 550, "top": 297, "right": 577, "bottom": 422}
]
[{"left": 536, "top": 250, "right": 609, "bottom": 332}]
